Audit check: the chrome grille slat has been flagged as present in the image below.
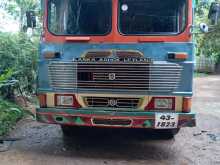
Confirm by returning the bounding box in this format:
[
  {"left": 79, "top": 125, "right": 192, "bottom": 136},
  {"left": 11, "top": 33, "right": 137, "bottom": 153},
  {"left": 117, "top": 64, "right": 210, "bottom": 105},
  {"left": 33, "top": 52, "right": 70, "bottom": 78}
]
[
  {"left": 78, "top": 86, "right": 178, "bottom": 89},
  {"left": 92, "top": 73, "right": 181, "bottom": 75},
  {"left": 77, "top": 81, "right": 178, "bottom": 84},
  {"left": 78, "top": 67, "right": 181, "bottom": 70}
]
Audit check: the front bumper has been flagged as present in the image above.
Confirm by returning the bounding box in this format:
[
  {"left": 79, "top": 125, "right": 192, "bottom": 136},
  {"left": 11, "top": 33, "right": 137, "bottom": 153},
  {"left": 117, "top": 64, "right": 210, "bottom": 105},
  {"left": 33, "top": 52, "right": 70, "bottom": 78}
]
[{"left": 36, "top": 108, "right": 196, "bottom": 129}]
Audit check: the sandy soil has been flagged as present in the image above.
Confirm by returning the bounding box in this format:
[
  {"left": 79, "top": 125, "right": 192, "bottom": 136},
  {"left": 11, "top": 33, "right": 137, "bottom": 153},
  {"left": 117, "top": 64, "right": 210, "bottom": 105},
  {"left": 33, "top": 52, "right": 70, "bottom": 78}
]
[{"left": 0, "top": 75, "right": 220, "bottom": 165}]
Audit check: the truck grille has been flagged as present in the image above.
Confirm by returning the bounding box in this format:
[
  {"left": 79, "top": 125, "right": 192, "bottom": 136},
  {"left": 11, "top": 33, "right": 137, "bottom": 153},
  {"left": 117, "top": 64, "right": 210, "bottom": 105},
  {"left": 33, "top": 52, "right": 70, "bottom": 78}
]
[
  {"left": 48, "top": 61, "right": 182, "bottom": 92},
  {"left": 48, "top": 62, "right": 77, "bottom": 90},
  {"left": 77, "top": 62, "right": 150, "bottom": 91},
  {"left": 85, "top": 97, "right": 140, "bottom": 108},
  {"left": 149, "top": 64, "right": 183, "bottom": 92}
]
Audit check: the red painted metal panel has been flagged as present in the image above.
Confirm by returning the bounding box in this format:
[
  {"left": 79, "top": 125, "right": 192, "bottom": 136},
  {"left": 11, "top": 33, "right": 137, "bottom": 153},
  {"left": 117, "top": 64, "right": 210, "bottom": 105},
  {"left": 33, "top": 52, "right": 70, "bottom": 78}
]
[{"left": 43, "top": 0, "right": 193, "bottom": 43}]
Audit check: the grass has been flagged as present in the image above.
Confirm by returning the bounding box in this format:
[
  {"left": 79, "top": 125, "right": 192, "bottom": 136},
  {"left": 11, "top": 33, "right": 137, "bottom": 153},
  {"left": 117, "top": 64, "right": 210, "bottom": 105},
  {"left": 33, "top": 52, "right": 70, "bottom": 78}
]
[
  {"left": 194, "top": 72, "right": 209, "bottom": 77},
  {"left": 0, "top": 98, "right": 24, "bottom": 136}
]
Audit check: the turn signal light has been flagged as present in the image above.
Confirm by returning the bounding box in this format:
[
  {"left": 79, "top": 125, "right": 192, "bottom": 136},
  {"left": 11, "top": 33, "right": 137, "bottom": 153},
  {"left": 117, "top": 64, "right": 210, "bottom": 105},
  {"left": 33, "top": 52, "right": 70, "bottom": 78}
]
[
  {"left": 168, "top": 52, "right": 188, "bottom": 60},
  {"left": 182, "top": 97, "right": 192, "bottom": 113},
  {"left": 43, "top": 51, "right": 61, "bottom": 59},
  {"left": 38, "top": 94, "right": 47, "bottom": 108}
]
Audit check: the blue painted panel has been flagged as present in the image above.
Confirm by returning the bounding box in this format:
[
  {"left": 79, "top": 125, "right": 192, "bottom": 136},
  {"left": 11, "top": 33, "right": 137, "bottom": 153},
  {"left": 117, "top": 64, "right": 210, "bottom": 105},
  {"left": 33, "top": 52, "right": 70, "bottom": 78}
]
[
  {"left": 38, "top": 42, "right": 195, "bottom": 96},
  {"left": 40, "top": 42, "right": 194, "bottom": 60}
]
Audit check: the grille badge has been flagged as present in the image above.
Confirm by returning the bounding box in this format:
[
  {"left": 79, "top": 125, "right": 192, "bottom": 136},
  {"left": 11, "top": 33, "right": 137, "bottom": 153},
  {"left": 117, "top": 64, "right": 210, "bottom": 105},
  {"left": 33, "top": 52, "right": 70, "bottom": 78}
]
[
  {"left": 108, "top": 99, "right": 118, "bottom": 107},
  {"left": 108, "top": 73, "right": 116, "bottom": 80}
]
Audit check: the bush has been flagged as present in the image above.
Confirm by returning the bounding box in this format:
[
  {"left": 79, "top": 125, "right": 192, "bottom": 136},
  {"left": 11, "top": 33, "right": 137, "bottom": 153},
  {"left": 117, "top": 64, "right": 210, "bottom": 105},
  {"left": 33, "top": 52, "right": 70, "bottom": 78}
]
[
  {"left": 0, "top": 32, "right": 38, "bottom": 99},
  {"left": 0, "top": 98, "right": 24, "bottom": 136}
]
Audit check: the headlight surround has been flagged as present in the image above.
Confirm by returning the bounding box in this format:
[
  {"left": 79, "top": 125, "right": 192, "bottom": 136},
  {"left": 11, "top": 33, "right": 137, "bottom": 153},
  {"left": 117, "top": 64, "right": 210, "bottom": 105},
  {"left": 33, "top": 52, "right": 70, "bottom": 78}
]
[{"left": 55, "top": 94, "right": 81, "bottom": 108}]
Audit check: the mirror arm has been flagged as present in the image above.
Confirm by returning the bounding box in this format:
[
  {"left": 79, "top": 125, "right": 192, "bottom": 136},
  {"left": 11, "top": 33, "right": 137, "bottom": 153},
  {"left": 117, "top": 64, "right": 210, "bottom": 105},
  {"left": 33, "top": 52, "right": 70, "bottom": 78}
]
[{"left": 189, "top": 25, "right": 204, "bottom": 34}]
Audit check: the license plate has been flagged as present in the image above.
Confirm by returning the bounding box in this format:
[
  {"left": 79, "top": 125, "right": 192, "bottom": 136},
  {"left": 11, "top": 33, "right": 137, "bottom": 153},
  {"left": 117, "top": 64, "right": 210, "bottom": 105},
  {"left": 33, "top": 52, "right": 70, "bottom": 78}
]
[{"left": 155, "top": 113, "right": 178, "bottom": 129}]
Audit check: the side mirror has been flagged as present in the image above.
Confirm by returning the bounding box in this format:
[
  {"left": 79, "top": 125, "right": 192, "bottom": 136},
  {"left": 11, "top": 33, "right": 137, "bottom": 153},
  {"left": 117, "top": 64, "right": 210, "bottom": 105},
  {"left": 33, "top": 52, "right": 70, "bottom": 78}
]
[
  {"left": 26, "top": 11, "right": 36, "bottom": 28},
  {"left": 199, "top": 23, "right": 209, "bottom": 33},
  {"left": 208, "top": 2, "right": 220, "bottom": 25}
]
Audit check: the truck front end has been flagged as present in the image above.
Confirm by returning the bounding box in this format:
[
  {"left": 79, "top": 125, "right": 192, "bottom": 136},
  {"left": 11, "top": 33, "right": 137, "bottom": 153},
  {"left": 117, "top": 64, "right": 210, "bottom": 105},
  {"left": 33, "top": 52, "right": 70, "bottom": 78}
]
[{"left": 37, "top": 0, "right": 196, "bottom": 136}]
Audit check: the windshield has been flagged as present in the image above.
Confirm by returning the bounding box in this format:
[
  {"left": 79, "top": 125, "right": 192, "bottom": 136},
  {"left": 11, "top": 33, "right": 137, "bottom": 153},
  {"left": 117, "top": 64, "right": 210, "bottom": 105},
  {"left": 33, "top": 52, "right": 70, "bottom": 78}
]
[
  {"left": 119, "top": 0, "right": 187, "bottom": 35},
  {"left": 48, "top": 0, "right": 112, "bottom": 35}
]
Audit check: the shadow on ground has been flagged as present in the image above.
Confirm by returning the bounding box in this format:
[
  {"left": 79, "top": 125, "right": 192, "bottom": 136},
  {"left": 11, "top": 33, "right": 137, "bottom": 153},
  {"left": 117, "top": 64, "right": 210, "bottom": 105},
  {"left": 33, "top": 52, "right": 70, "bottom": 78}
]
[{"left": 53, "top": 127, "right": 176, "bottom": 160}]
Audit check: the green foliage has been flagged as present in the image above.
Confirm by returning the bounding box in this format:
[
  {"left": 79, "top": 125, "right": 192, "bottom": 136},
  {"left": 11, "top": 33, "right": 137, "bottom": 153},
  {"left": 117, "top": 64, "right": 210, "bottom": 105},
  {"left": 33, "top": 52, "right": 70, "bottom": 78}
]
[
  {"left": 0, "top": 32, "right": 38, "bottom": 98},
  {"left": 195, "top": 0, "right": 220, "bottom": 63},
  {"left": 0, "top": 0, "right": 41, "bottom": 32},
  {"left": 0, "top": 1, "right": 40, "bottom": 136},
  {"left": 201, "top": 24, "right": 220, "bottom": 62},
  {"left": 194, "top": 72, "right": 209, "bottom": 77},
  {"left": 0, "top": 98, "right": 24, "bottom": 136},
  {"left": 0, "top": 69, "right": 13, "bottom": 83}
]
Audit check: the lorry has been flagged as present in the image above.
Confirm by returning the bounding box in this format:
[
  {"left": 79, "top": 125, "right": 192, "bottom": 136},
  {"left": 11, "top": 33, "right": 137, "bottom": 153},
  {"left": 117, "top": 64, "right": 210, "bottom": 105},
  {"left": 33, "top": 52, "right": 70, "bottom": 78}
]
[{"left": 33, "top": 0, "right": 218, "bottom": 138}]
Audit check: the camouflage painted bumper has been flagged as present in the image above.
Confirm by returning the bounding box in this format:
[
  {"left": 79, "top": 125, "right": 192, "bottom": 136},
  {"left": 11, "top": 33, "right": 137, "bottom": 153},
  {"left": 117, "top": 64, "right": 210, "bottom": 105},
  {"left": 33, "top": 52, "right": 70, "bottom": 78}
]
[{"left": 36, "top": 108, "right": 196, "bottom": 129}]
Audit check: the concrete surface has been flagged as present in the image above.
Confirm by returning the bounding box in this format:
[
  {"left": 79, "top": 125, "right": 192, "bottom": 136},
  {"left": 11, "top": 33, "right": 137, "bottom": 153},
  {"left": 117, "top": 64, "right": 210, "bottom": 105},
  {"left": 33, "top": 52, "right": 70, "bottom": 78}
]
[{"left": 0, "top": 75, "right": 220, "bottom": 165}]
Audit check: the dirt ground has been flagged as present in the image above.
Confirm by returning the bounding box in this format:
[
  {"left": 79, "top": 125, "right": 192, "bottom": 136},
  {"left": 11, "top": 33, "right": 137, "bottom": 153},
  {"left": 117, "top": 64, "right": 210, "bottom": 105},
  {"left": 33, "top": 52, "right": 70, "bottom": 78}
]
[{"left": 0, "top": 75, "right": 220, "bottom": 165}]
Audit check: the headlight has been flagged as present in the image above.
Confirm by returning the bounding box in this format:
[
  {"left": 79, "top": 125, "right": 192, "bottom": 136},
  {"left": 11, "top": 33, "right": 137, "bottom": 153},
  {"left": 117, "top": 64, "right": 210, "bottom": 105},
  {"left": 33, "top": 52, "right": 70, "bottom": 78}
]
[
  {"left": 55, "top": 94, "right": 81, "bottom": 108},
  {"left": 145, "top": 97, "right": 175, "bottom": 110},
  {"left": 154, "top": 98, "right": 173, "bottom": 109},
  {"left": 56, "top": 95, "right": 74, "bottom": 106}
]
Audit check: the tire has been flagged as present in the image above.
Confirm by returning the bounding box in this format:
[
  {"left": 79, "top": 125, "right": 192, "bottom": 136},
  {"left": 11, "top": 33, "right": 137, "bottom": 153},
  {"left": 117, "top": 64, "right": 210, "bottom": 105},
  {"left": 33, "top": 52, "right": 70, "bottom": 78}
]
[
  {"left": 157, "top": 128, "right": 180, "bottom": 139},
  {"left": 61, "top": 125, "right": 80, "bottom": 137}
]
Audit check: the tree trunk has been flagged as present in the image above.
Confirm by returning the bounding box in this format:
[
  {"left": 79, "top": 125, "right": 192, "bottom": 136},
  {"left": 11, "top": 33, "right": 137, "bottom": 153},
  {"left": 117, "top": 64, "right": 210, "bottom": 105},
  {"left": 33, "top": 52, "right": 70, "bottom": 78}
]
[{"left": 19, "top": 8, "right": 25, "bottom": 32}]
